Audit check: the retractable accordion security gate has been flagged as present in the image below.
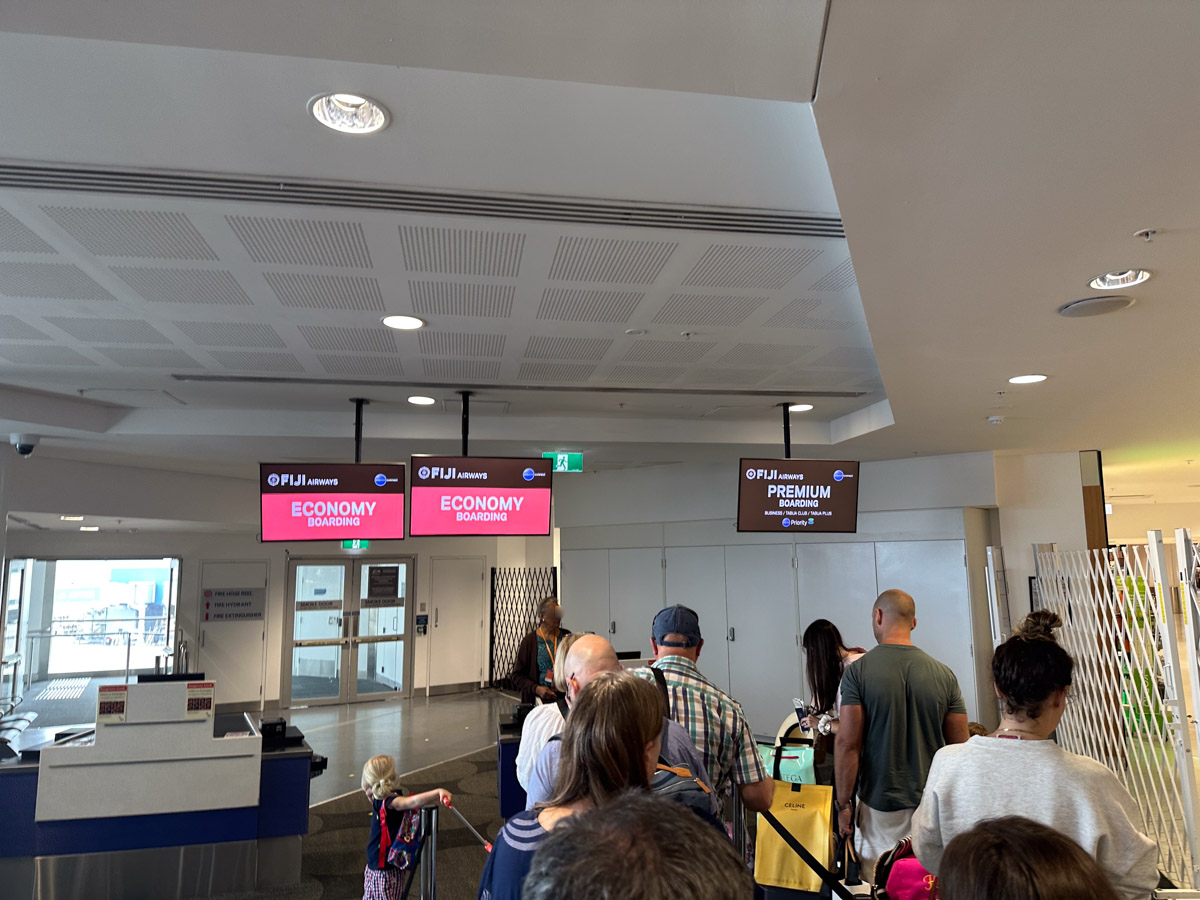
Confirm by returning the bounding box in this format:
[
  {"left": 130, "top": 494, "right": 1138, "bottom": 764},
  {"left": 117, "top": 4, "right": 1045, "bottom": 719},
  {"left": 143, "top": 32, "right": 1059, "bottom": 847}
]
[
  {"left": 1036, "top": 533, "right": 1200, "bottom": 890},
  {"left": 488, "top": 567, "right": 557, "bottom": 691}
]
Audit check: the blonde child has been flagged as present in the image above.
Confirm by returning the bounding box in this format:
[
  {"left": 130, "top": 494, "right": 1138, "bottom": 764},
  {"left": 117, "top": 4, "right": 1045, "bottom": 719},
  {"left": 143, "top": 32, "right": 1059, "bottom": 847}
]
[{"left": 362, "top": 754, "right": 452, "bottom": 900}]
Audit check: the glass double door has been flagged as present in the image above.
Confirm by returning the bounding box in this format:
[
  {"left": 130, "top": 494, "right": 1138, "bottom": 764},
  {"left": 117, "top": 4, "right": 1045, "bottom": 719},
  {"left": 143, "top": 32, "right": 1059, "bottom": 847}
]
[{"left": 287, "top": 558, "right": 412, "bottom": 706}]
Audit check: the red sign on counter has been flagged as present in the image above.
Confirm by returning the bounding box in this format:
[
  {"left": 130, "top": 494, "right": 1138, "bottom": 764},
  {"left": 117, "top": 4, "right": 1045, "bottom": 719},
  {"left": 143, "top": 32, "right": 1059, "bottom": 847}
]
[
  {"left": 409, "top": 457, "right": 552, "bottom": 536},
  {"left": 260, "top": 463, "right": 405, "bottom": 542}
]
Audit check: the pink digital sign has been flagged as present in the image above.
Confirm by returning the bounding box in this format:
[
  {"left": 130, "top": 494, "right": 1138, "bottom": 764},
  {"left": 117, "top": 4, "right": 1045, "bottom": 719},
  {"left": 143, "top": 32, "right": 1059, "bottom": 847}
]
[
  {"left": 409, "top": 457, "right": 552, "bottom": 536},
  {"left": 260, "top": 463, "right": 405, "bottom": 542}
]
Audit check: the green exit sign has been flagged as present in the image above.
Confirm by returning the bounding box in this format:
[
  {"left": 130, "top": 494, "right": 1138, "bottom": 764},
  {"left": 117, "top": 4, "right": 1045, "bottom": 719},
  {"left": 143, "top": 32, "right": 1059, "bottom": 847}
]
[
  {"left": 342, "top": 539, "right": 370, "bottom": 550},
  {"left": 542, "top": 451, "right": 583, "bottom": 473}
]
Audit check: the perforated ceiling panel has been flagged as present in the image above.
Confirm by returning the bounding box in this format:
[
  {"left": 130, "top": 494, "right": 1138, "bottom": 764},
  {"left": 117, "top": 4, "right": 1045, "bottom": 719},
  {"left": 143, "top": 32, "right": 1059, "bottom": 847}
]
[
  {"left": 226, "top": 216, "right": 372, "bottom": 268},
  {"left": 263, "top": 272, "right": 384, "bottom": 311},
  {"left": 809, "top": 258, "right": 857, "bottom": 292},
  {"left": 622, "top": 340, "right": 714, "bottom": 363},
  {"left": 174, "top": 321, "right": 285, "bottom": 348},
  {"left": 40, "top": 207, "right": 217, "bottom": 260},
  {"left": 608, "top": 364, "right": 685, "bottom": 383},
  {"left": 536, "top": 288, "right": 644, "bottom": 323},
  {"left": 399, "top": 226, "right": 524, "bottom": 277},
  {"left": 518, "top": 362, "right": 596, "bottom": 382},
  {"left": 43, "top": 316, "right": 172, "bottom": 344},
  {"left": 422, "top": 358, "right": 502, "bottom": 380},
  {"left": 683, "top": 245, "right": 822, "bottom": 290},
  {"left": 651, "top": 294, "right": 766, "bottom": 327},
  {"left": 764, "top": 297, "right": 852, "bottom": 330},
  {"left": 210, "top": 350, "right": 304, "bottom": 373},
  {"left": 686, "top": 368, "right": 769, "bottom": 386},
  {"left": 418, "top": 331, "right": 505, "bottom": 358},
  {"left": 717, "top": 342, "right": 813, "bottom": 366},
  {"left": 318, "top": 354, "right": 404, "bottom": 377},
  {"left": 548, "top": 237, "right": 677, "bottom": 284},
  {"left": 0, "top": 314, "right": 50, "bottom": 340},
  {"left": 113, "top": 267, "right": 253, "bottom": 306},
  {"left": 0, "top": 344, "right": 96, "bottom": 366},
  {"left": 0, "top": 208, "right": 53, "bottom": 253},
  {"left": 99, "top": 348, "right": 204, "bottom": 368},
  {"left": 409, "top": 282, "right": 514, "bottom": 318},
  {"left": 524, "top": 336, "right": 612, "bottom": 361},
  {"left": 811, "top": 347, "right": 877, "bottom": 368},
  {"left": 298, "top": 324, "right": 396, "bottom": 353},
  {"left": 0, "top": 262, "right": 116, "bottom": 301}
]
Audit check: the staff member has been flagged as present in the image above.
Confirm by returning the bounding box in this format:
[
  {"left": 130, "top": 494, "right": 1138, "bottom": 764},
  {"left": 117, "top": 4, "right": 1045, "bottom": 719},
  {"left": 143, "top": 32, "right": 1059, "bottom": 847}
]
[{"left": 511, "top": 597, "right": 570, "bottom": 704}]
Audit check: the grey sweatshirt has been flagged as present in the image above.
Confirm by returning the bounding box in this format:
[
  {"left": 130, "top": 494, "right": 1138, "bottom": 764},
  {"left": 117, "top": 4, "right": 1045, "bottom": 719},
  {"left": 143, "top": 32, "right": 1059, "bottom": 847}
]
[{"left": 911, "top": 736, "right": 1158, "bottom": 900}]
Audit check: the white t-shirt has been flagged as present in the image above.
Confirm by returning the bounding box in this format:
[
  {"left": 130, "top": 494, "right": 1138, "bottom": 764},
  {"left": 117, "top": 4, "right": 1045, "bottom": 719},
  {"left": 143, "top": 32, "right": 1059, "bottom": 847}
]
[
  {"left": 514, "top": 703, "right": 564, "bottom": 791},
  {"left": 912, "top": 736, "right": 1158, "bottom": 900}
]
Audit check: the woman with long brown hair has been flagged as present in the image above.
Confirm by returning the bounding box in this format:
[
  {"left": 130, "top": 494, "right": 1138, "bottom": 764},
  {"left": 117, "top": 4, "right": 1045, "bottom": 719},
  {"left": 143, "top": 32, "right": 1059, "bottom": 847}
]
[{"left": 479, "top": 670, "right": 663, "bottom": 900}]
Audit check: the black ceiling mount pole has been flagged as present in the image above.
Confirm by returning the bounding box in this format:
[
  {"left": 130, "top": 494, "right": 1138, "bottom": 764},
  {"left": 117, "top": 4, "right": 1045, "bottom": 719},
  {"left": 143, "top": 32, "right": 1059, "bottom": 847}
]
[
  {"left": 782, "top": 403, "right": 792, "bottom": 460},
  {"left": 460, "top": 390, "right": 472, "bottom": 457},
  {"left": 351, "top": 397, "right": 368, "bottom": 463}
]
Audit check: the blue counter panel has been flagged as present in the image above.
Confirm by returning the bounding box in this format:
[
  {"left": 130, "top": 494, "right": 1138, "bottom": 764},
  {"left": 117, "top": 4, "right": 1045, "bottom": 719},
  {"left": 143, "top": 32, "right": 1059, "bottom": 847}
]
[
  {"left": 36, "top": 807, "right": 258, "bottom": 856},
  {"left": 258, "top": 755, "right": 311, "bottom": 839},
  {"left": 0, "top": 769, "right": 38, "bottom": 856}
]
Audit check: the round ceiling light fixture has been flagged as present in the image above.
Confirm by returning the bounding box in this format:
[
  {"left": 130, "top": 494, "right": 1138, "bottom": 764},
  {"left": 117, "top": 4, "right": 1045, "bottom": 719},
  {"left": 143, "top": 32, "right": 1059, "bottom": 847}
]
[
  {"left": 1057, "top": 295, "right": 1136, "bottom": 318},
  {"left": 309, "top": 93, "right": 389, "bottom": 134},
  {"left": 407, "top": 396, "right": 436, "bottom": 406},
  {"left": 1088, "top": 269, "right": 1150, "bottom": 291},
  {"left": 381, "top": 315, "right": 425, "bottom": 331},
  {"left": 788, "top": 403, "right": 814, "bottom": 412},
  {"left": 1008, "top": 374, "right": 1048, "bottom": 384}
]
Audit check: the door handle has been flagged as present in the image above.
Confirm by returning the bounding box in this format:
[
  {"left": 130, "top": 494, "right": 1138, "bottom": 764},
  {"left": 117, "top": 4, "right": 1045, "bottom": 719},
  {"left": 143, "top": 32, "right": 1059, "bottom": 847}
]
[
  {"left": 435, "top": 608, "right": 439, "bottom": 627},
  {"left": 609, "top": 621, "right": 616, "bottom": 634},
  {"left": 728, "top": 627, "right": 735, "bottom": 642}
]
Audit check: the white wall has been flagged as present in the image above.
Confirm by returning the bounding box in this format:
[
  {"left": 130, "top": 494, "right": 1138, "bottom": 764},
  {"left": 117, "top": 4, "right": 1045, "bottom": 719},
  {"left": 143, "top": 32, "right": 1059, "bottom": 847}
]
[
  {"left": 554, "top": 451, "right": 997, "bottom": 529},
  {"left": 994, "top": 451, "right": 1088, "bottom": 620},
  {"left": 555, "top": 454, "right": 1002, "bottom": 728},
  {"left": 2, "top": 456, "right": 554, "bottom": 705},
  {"left": 1107, "top": 502, "right": 1200, "bottom": 547}
]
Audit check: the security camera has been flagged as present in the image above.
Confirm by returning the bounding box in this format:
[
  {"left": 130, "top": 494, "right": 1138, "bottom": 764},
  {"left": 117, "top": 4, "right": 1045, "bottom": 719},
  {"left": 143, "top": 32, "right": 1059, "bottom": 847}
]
[
  {"left": 987, "top": 416, "right": 1004, "bottom": 426},
  {"left": 10, "top": 433, "right": 40, "bottom": 457}
]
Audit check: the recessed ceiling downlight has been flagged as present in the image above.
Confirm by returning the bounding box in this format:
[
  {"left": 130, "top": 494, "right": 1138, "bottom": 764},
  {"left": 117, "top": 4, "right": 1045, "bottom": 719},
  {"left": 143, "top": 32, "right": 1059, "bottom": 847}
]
[
  {"left": 788, "top": 404, "right": 814, "bottom": 412},
  {"left": 1008, "top": 374, "right": 1048, "bottom": 384},
  {"left": 1089, "top": 269, "right": 1150, "bottom": 290},
  {"left": 1057, "top": 295, "right": 1136, "bottom": 318},
  {"left": 407, "top": 396, "right": 436, "bottom": 406},
  {"left": 381, "top": 315, "right": 425, "bottom": 331},
  {"left": 309, "top": 93, "right": 388, "bottom": 134}
]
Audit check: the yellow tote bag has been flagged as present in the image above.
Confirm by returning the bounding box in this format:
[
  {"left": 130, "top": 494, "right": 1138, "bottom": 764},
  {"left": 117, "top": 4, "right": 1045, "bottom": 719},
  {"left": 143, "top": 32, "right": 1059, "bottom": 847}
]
[{"left": 755, "top": 781, "right": 834, "bottom": 892}]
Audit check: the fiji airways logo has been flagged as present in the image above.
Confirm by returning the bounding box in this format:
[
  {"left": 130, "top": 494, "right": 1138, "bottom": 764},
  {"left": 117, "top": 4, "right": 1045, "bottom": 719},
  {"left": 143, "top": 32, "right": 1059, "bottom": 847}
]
[
  {"left": 266, "top": 473, "right": 339, "bottom": 487},
  {"left": 418, "top": 465, "right": 487, "bottom": 481}
]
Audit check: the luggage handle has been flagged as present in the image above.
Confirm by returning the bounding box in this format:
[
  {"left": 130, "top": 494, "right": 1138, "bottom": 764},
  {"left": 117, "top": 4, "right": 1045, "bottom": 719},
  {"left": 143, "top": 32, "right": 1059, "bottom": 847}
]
[{"left": 760, "top": 809, "right": 856, "bottom": 900}]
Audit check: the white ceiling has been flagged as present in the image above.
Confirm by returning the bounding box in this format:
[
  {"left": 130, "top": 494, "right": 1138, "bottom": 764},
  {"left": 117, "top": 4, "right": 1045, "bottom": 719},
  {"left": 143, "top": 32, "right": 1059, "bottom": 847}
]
[{"left": 1, "top": 0, "right": 1199, "bottom": 519}]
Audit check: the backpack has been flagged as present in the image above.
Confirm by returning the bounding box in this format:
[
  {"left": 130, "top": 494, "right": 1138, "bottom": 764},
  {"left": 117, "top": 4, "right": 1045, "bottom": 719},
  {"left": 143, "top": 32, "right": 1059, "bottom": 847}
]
[
  {"left": 871, "top": 837, "right": 936, "bottom": 900},
  {"left": 377, "top": 798, "right": 423, "bottom": 870}
]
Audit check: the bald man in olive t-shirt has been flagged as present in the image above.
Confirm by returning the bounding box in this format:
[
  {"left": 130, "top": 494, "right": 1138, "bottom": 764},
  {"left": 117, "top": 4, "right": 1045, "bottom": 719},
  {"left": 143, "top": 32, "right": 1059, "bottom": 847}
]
[{"left": 834, "top": 589, "right": 968, "bottom": 882}]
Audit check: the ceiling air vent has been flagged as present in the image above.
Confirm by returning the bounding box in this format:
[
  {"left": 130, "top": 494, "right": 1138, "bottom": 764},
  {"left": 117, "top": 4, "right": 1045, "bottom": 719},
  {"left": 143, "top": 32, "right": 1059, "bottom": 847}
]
[{"left": 1057, "top": 296, "right": 1136, "bottom": 318}]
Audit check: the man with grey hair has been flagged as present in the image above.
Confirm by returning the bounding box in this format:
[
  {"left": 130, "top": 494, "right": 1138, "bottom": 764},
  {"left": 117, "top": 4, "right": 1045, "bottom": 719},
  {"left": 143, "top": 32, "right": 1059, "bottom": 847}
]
[
  {"left": 835, "top": 589, "right": 969, "bottom": 881},
  {"left": 524, "top": 634, "right": 714, "bottom": 811}
]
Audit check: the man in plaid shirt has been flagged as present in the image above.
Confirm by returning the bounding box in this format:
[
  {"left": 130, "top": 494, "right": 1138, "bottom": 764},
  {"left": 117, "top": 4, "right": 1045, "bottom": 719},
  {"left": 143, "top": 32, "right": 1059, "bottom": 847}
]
[{"left": 636, "top": 605, "right": 774, "bottom": 812}]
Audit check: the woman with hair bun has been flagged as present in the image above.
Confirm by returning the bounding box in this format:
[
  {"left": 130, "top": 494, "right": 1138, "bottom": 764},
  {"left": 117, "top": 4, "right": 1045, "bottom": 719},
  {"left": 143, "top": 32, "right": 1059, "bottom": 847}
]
[{"left": 911, "top": 610, "right": 1158, "bottom": 900}]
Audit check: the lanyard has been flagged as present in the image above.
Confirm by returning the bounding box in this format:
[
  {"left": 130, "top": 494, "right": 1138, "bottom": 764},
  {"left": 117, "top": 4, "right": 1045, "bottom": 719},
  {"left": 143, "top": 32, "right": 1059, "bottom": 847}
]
[{"left": 537, "top": 628, "right": 559, "bottom": 670}]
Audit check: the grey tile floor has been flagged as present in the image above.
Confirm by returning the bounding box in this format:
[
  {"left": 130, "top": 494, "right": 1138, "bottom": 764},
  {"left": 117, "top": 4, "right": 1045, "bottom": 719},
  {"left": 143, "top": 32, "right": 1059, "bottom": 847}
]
[{"left": 285, "top": 689, "right": 518, "bottom": 805}]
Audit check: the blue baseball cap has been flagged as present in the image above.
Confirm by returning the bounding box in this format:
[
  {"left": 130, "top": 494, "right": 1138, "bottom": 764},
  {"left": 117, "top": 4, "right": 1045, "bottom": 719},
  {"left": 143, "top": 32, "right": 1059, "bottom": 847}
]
[{"left": 653, "top": 605, "right": 702, "bottom": 648}]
